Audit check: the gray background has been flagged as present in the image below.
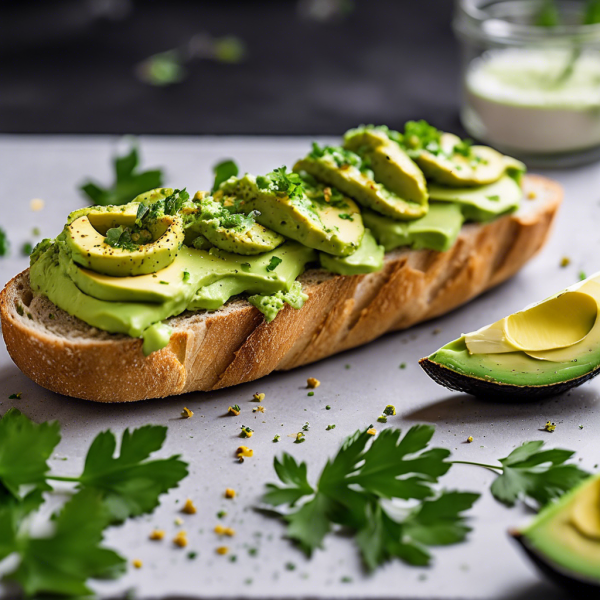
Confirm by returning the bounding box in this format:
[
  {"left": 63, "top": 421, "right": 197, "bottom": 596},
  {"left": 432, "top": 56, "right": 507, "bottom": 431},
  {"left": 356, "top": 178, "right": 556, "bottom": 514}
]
[{"left": 0, "top": 136, "right": 596, "bottom": 600}]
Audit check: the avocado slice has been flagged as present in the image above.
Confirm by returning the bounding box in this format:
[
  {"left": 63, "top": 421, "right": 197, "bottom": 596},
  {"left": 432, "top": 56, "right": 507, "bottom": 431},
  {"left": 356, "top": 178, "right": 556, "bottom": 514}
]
[
  {"left": 294, "top": 145, "right": 427, "bottom": 221},
  {"left": 182, "top": 193, "right": 285, "bottom": 255},
  {"left": 416, "top": 133, "right": 506, "bottom": 187},
  {"left": 511, "top": 473, "right": 600, "bottom": 593},
  {"left": 319, "top": 229, "right": 384, "bottom": 275},
  {"left": 420, "top": 275, "right": 600, "bottom": 400},
  {"left": 363, "top": 202, "right": 464, "bottom": 253},
  {"left": 219, "top": 170, "right": 364, "bottom": 257},
  {"left": 427, "top": 175, "right": 522, "bottom": 221},
  {"left": 343, "top": 126, "right": 428, "bottom": 206},
  {"left": 65, "top": 206, "right": 184, "bottom": 277}
]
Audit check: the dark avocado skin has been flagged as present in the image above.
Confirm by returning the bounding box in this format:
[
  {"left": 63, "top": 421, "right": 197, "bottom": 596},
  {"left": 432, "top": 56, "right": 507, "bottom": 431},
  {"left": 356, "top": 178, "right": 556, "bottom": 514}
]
[
  {"left": 418, "top": 357, "right": 600, "bottom": 401},
  {"left": 511, "top": 531, "right": 600, "bottom": 594}
]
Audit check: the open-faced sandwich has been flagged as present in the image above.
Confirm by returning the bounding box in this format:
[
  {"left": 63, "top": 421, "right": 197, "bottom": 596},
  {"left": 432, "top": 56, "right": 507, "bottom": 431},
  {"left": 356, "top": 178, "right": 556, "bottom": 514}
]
[{"left": 0, "top": 122, "right": 562, "bottom": 401}]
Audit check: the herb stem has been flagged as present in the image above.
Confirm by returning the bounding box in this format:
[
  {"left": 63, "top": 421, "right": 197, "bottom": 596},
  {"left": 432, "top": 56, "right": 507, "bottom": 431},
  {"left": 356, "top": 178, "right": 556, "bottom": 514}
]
[
  {"left": 47, "top": 475, "right": 80, "bottom": 483},
  {"left": 450, "top": 460, "right": 503, "bottom": 472}
]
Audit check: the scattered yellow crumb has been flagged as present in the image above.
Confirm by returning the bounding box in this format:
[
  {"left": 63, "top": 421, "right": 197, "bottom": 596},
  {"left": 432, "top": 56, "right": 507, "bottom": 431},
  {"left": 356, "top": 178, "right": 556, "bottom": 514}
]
[
  {"left": 560, "top": 257, "right": 571, "bottom": 268},
  {"left": 383, "top": 405, "right": 396, "bottom": 416},
  {"left": 174, "top": 517, "right": 184, "bottom": 526},
  {"left": 228, "top": 405, "right": 240, "bottom": 416},
  {"left": 544, "top": 421, "right": 556, "bottom": 433},
  {"left": 252, "top": 405, "right": 265, "bottom": 413},
  {"left": 467, "top": 436, "right": 474, "bottom": 443},
  {"left": 307, "top": 377, "right": 320, "bottom": 389},
  {"left": 182, "top": 499, "right": 197, "bottom": 514},
  {"left": 367, "top": 427, "right": 377, "bottom": 436},
  {"left": 149, "top": 529, "right": 165, "bottom": 541},
  {"left": 181, "top": 407, "right": 194, "bottom": 418},
  {"left": 132, "top": 559, "right": 143, "bottom": 569},
  {"left": 237, "top": 446, "right": 253, "bottom": 458},
  {"left": 253, "top": 392, "right": 265, "bottom": 402},
  {"left": 216, "top": 546, "right": 229, "bottom": 555},
  {"left": 527, "top": 191, "right": 537, "bottom": 200},
  {"left": 173, "top": 530, "right": 188, "bottom": 547},
  {"left": 214, "top": 525, "right": 236, "bottom": 537},
  {"left": 225, "top": 488, "right": 236, "bottom": 499},
  {"left": 30, "top": 198, "right": 45, "bottom": 212}
]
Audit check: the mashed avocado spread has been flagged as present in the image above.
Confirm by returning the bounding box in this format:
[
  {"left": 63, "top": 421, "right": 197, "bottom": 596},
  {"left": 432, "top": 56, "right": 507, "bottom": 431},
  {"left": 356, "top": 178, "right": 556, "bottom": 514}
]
[{"left": 30, "top": 122, "right": 525, "bottom": 355}]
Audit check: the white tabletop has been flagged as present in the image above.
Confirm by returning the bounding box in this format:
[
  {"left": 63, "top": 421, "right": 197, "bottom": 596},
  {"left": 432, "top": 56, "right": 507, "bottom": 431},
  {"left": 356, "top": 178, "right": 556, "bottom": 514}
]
[{"left": 0, "top": 135, "right": 594, "bottom": 600}]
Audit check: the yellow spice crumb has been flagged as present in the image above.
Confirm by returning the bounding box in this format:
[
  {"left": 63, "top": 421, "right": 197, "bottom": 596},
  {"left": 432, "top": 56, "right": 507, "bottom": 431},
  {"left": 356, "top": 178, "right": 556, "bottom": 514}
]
[
  {"left": 30, "top": 198, "right": 45, "bottom": 211},
  {"left": 182, "top": 499, "right": 197, "bottom": 514},
  {"left": 237, "top": 445, "right": 253, "bottom": 458},
  {"left": 216, "top": 546, "right": 229, "bottom": 555},
  {"left": 307, "top": 377, "right": 320, "bottom": 389},
  {"left": 253, "top": 405, "right": 265, "bottom": 413},
  {"left": 132, "top": 559, "right": 143, "bottom": 569},
  {"left": 527, "top": 191, "right": 537, "bottom": 200},
  {"left": 225, "top": 488, "right": 236, "bottom": 499},
  {"left": 228, "top": 406, "right": 240, "bottom": 416},
  {"left": 149, "top": 529, "right": 165, "bottom": 541},
  {"left": 467, "top": 436, "right": 474, "bottom": 443},
  {"left": 174, "top": 517, "right": 184, "bottom": 526},
  {"left": 560, "top": 257, "right": 571, "bottom": 268},
  {"left": 173, "top": 531, "right": 188, "bottom": 547},
  {"left": 181, "top": 407, "right": 194, "bottom": 418},
  {"left": 253, "top": 392, "right": 265, "bottom": 402},
  {"left": 214, "top": 525, "right": 236, "bottom": 537},
  {"left": 544, "top": 421, "right": 556, "bottom": 433},
  {"left": 367, "top": 427, "right": 377, "bottom": 436}
]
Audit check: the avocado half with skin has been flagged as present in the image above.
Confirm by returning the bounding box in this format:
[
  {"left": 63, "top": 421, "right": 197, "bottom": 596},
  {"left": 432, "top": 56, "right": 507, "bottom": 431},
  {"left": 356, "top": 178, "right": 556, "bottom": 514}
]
[
  {"left": 510, "top": 473, "right": 600, "bottom": 593},
  {"left": 420, "top": 274, "right": 600, "bottom": 400}
]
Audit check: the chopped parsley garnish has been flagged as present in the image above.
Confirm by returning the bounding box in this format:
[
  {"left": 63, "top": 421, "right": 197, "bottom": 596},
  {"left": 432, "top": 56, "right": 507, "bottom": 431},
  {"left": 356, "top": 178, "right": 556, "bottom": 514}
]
[
  {"left": 452, "top": 439, "right": 589, "bottom": 508},
  {"left": 266, "top": 256, "right": 283, "bottom": 272},
  {"left": 326, "top": 424, "right": 336, "bottom": 430},
  {"left": 401, "top": 120, "right": 443, "bottom": 158},
  {"left": 212, "top": 159, "right": 239, "bottom": 193},
  {"left": 240, "top": 425, "right": 254, "bottom": 438},
  {"left": 8, "top": 393, "right": 22, "bottom": 400},
  {"left": 182, "top": 270, "right": 191, "bottom": 282},
  {"left": 307, "top": 392, "right": 314, "bottom": 397},
  {"left": 80, "top": 144, "right": 163, "bottom": 206},
  {"left": 262, "top": 425, "right": 479, "bottom": 569},
  {"left": 273, "top": 434, "right": 281, "bottom": 443},
  {"left": 21, "top": 242, "right": 33, "bottom": 256},
  {"left": 325, "top": 405, "right": 331, "bottom": 410},
  {"left": 259, "top": 166, "right": 305, "bottom": 200},
  {"left": 580, "top": 271, "right": 587, "bottom": 281},
  {"left": 338, "top": 213, "right": 354, "bottom": 221}
]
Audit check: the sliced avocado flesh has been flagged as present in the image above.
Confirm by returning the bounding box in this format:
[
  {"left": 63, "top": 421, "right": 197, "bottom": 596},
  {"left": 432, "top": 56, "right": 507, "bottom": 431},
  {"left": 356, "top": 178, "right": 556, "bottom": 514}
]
[
  {"left": 428, "top": 175, "right": 521, "bottom": 222},
  {"left": 363, "top": 202, "right": 464, "bottom": 253},
  {"left": 182, "top": 194, "right": 285, "bottom": 255},
  {"left": 31, "top": 242, "right": 315, "bottom": 337},
  {"left": 420, "top": 276, "right": 600, "bottom": 400},
  {"left": 416, "top": 133, "right": 506, "bottom": 187},
  {"left": 221, "top": 175, "right": 364, "bottom": 257},
  {"left": 294, "top": 153, "right": 427, "bottom": 221},
  {"left": 319, "top": 229, "right": 384, "bottom": 275},
  {"left": 65, "top": 208, "right": 184, "bottom": 277},
  {"left": 343, "top": 128, "right": 428, "bottom": 205},
  {"left": 513, "top": 474, "right": 600, "bottom": 591}
]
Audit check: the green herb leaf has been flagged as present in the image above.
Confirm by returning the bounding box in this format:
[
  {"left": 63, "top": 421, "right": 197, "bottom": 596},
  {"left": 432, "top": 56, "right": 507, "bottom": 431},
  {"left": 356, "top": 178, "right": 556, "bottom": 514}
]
[
  {"left": 262, "top": 426, "right": 478, "bottom": 568},
  {"left": 3, "top": 489, "right": 126, "bottom": 597},
  {"left": 490, "top": 441, "right": 589, "bottom": 507},
  {"left": 536, "top": 0, "right": 560, "bottom": 27},
  {"left": 80, "top": 144, "right": 163, "bottom": 206},
  {"left": 0, "top": 227, "right": 9, "bottom": 257},
  {"left": 77, "top": 425, "right": 189, "bottom": 522},
  {"left": 0, "top": 409, "right": 60, "bottom": 500},
  {"left": 212, "top": 159, "right": 239, "bottom": 192}
]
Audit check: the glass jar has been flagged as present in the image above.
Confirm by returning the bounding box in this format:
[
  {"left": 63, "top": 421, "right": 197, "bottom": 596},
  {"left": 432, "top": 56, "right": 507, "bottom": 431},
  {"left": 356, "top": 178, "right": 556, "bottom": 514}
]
[{"left": 454, "top": 0, "right": 600, "bottom": 166}]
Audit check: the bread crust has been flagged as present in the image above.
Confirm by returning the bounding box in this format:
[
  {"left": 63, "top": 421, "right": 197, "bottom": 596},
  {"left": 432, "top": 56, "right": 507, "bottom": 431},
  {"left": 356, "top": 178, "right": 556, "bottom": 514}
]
[{"left": 0, "top": 175, "right": 562, "bottom": 402}]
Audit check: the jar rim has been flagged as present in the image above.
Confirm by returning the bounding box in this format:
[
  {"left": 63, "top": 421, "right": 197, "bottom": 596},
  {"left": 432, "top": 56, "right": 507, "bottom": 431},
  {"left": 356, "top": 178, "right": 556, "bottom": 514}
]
[{"left": 456, "top": 0, "right": 600, "bottom": 44}]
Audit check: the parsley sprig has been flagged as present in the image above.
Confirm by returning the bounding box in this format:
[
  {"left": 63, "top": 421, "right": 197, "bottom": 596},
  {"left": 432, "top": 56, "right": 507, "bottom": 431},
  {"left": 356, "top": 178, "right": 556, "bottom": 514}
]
[
  {"left": 257, "top": 166, "right": 305, "bottom": 200},
  {"left": 452, "top": 440, "right": 589, "bottom": 508},
  {"left": 263, "top": 425, "right": 479, "bottom": 569},
  {"left": 80, "top": 144, "right": 163, "bottom": 206},
  {"left": 0, "top": 409, "right": 188, "bottom": 596}
]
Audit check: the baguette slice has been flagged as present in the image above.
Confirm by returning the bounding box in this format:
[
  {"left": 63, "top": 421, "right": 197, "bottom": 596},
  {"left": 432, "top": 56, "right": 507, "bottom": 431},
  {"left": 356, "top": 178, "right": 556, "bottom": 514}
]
[{"left": 0, "top": 175, "right": 561, "bottom": 403}]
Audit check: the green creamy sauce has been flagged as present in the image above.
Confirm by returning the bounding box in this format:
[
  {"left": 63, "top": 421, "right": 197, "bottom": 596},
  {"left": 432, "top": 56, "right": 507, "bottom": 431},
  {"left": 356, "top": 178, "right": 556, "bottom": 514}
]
[{"left": 429, "top": 338, "right": 597, "bottom": 386}]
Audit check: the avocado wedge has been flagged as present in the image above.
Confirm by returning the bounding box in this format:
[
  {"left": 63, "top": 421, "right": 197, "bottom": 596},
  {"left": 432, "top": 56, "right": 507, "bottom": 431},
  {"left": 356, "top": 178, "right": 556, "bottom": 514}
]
[
  {"left": 420, "top": 274, "right": 600, "bottom": 400},
  {"left": 511, "top": 473, "right": 600, "bottom": 594}
]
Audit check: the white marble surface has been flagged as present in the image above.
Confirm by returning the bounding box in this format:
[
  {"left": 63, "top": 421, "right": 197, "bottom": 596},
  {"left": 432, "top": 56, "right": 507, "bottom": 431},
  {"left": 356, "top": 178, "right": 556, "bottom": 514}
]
[{"left": 0, "top": 135, "right": 596, "bottom": 600}]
